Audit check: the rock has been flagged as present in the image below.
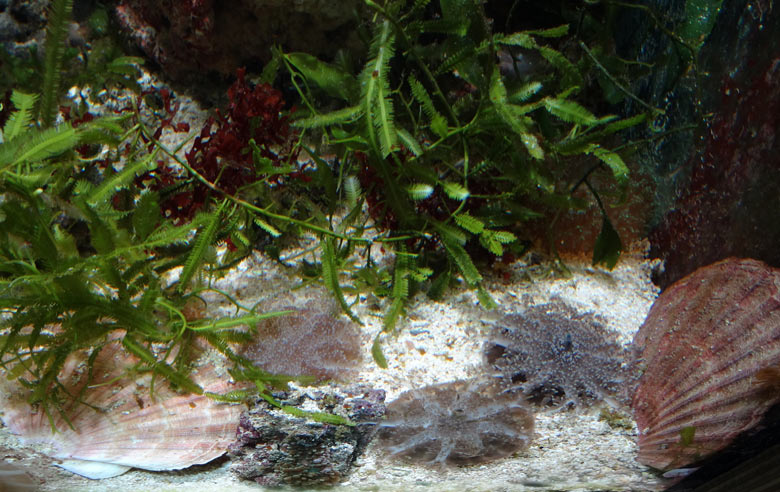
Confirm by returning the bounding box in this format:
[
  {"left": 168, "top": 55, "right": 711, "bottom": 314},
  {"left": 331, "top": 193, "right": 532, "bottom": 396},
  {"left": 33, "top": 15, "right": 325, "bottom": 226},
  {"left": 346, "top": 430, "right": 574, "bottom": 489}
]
[
  {"left": 612, "top": 0, "right": 780, "bottom": 288},
  {"left": 113, "top": 0, "right": 365, "bottom": 82},
  {"left": 228, "top": 385, "right": 385, "bottom": 487},
  {"left": 0, "top": 0, "right": 47, "bottom": 51}
]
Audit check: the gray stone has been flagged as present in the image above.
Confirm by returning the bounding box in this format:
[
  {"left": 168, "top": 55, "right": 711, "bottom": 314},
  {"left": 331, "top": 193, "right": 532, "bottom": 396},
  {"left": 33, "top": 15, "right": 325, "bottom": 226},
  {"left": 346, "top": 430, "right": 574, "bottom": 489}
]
[{"left": 228, "top": 385, "right": 385, "bottom": 487}]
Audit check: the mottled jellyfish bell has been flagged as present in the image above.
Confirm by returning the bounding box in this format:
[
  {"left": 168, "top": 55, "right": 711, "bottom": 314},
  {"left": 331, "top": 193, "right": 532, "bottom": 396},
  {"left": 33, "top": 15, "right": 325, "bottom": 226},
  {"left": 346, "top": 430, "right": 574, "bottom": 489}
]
[
  {"left": 239, "top": 303, "right": 364, "bottom": 383},
  {"left": 376, "top": 378, "right": 535, "bottom": 468},
  {"left": 483, "top": 301, "right": 629, "bottom": 410},
  {"left": 631, "top": 258, "right": 780, "bottom": 470}
]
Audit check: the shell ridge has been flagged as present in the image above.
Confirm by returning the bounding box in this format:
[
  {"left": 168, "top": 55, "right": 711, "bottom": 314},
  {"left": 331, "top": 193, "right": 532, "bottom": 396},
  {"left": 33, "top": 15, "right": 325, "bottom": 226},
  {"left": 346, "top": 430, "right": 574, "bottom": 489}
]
[{"left": 632, "top": 258, "right": 780, "bottom": 469}]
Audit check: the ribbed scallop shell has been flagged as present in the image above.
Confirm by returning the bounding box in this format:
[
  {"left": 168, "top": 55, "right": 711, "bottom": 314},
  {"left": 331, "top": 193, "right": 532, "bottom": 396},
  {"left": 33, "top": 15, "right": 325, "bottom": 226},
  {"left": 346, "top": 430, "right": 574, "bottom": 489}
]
[
  {"left": 0, "top": 333, "right": 244, "bottom": 479},
  {"left": 632, "top": 258, "right": 780, "bottom": 470}
]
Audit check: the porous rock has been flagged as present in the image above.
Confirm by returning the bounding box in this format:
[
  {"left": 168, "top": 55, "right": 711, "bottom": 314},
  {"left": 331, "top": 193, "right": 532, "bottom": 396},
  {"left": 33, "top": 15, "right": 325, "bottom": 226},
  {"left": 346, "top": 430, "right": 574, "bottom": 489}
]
[
  {"left": 626, "top": 0, "right": 780, "bottom": 288},
  {"left": 228, "top": 385, "right": 385, "bottom": 487},
  {"left": 114, "top": 0, "right": 365, "bottom": 81},
  {"left": 0, "top": 0, "right": 46, "bottom": 49}
]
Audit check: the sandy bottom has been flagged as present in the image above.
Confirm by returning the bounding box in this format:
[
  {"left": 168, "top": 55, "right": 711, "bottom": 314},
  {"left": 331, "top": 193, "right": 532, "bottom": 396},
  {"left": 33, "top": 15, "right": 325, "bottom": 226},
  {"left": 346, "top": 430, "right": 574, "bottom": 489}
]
[{"left": 0, "top": 244, "right": 668, "bottom": 491}]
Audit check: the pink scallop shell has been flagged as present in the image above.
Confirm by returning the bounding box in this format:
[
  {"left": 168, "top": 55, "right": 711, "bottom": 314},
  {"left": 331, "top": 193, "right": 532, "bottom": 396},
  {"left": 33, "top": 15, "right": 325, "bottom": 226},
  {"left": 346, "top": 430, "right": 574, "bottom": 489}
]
[
  {"left": 0, "top": 333, "right": 244, "bottom": 478},
  {"left": 632, "top": 257, "right": 780, "bottom": 470}
]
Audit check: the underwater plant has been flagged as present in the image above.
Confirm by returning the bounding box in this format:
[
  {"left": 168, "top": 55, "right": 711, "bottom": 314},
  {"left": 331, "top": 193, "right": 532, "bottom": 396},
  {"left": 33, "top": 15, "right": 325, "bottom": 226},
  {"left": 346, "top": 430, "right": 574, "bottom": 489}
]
[
  {"left": 377, "top": 378, "right": 534, "bottom": 467},
  {"left": 0, "top": 0, "right": 664, "bottom": 421},
  {"left": 272, "top": 0, "right": 656, "bottom": 359},
  {"left": 0, "top": 0, "right": 298, "bottom": 424},
  {"left": 484, "top": 301, "right": 628, "bottom": 408},
  {"left": 138, "top": 67, "right": 298, "bottom": 224}
]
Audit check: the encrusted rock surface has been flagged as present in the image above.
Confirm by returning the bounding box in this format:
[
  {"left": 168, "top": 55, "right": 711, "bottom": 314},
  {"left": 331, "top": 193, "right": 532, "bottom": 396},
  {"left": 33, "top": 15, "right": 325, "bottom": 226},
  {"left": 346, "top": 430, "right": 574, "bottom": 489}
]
[
  {"left": 616, "top": 0, "right": 780, "bottom": 288},
  {"left": 0, "top": 0, "right": 47, "bottom": 52},
  {"left": 114, "top": 0, "right": 365, "bottom": 81},
  {"left": 228, "top": 385, "right": 385, "bottom": 487}
]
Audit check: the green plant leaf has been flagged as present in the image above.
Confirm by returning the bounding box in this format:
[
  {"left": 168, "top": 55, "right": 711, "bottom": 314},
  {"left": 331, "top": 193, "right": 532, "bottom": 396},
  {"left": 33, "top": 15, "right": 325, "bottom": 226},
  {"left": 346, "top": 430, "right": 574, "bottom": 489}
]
[
  {"left": 178, "top": 201, "right": 227, "bottom": 293},
  {"left": 479, "top": 229, "right": 516, "bottom": 256},
  {"left": 204, "top": 390, "right": 252, "bottom": 403},
  {"left": 321, "top": 238, "right": 362, "bottom": 324},
  {"left": 543, "top": 98, "right": 599, "bottom": 125},
  {"left": 77, "top": 202, "right": 118, "bottom": 255},
  {"left": 554, "top": 113, "right": 649, "bottom": 155},
  {"left": 187, "top": 311, "right": 291, "bottom": 332},
  {"left": 539, "top": 46, "right": 582, "bottom": 88},
  {"left": 292, "top": 105, "right": 363, "bottom": 129},
  {"left": 592, "top": 214, "right": 622, "bottom": 270},
  {"left": 509, "top": 81, "right": 543, "bottom": 103},
  {"left": 371, "top": 335, "right": 388, "bottom": 369},
  {"left": 520, "top": 132, "right": 544, "bottom": 160},
  {"left": 88, "top": 153, "right": 156, "bottom": 206},
  {"left": 454, "top": 212, "right": 484, "bottom": 234},
  {"left": 39, "top": 0, "right": 74, "bottom": 127},
  {"left": 489, "top": 70, "right": 545, "bottom": 160},
  {"left": 497, "top": 32, "right": 535, "bottom": 49},
  {"left": 408, "top": 74, "right": 448, "bottom": 138},
  {"left": 253, "top": 217, "right": 281, "bottom": 237},
  {"left": 106, "top": 56, "right": 144, "bottom": 75},
  {"left": 680, "top": 0, "right": 723, "bottom": 54},
  {"left": 679, "top": 426, "right": 697, "bottom": 447},
  {"left": 343, "top": 175, "right": 361, "bottom": 210},
  {"left": 384, "top": 251, "right": 410, "bottom": 332},
  {"left": 409, "top": 266, "right": 433, "bottom": 282},
  {"left": 407, "top": 183, "right": 434, "bottom": 200},
  {"left": 492, "top": 230, "right": 517, "bottom": 244},
  {"left": 591, "top": 147, "right": 629, "bottom": 182},
  {"left": 3, "top": 91, "right": 38, "bottom": 141},
  {"left": 122, "top": 336, "right": 203, "bottom": 395},
  {"left": 139, "top": 218, "right": 205, "bottom": 252},
  {"left": 360, "top": 20, "right": 397, "bottom": 158},
  {"left": 525, "top": 24, "right": 569, "bottom": 38},
  {"left": 280, "top": 405, "right": 355, "bottom": 426},
  {"left": 441, "top": 182, "right": 469, "bottom": 201},
  {"left": 435, "top": 221, "right": 467, "bottom": 245},
  {"left": 5, "top": 125, "right": 78, "bottom": 169},
  {"left": 285, "top": 52, "right": 359, "bottom": 101},
  {"left": 438, "top": 230, "right": 482, "bottom": 285},
  {"left": 427, "top": 270, "right": 450, "bottom": 300},
  {"left": 133, "top": 192, "right": 160, "bottom": 240},
  {"left": 396, "top": 128, "right": 423, "bottom": 156},
  {"left": 476, "top": 285, "right": 497, "bottom": 309}
]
